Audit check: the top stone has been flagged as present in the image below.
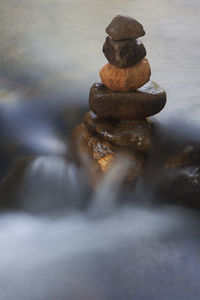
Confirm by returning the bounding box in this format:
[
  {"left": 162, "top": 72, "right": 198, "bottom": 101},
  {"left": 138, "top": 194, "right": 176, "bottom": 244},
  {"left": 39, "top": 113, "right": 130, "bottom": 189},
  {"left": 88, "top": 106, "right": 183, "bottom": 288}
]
[{"left": 106, "top": 15, "right": 145, "bottom": 40}]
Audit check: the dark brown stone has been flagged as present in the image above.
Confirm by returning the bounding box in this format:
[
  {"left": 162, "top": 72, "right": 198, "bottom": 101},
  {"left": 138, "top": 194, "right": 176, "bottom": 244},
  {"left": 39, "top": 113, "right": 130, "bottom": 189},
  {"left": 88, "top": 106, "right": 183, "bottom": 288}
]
[
  {"left": 106, "top": 15, "right": 145, "bottom": 40},
  {"left": 152, "top": 145, "right": 200, "bottom": 207},
  {"left": 103, "top": 36, "right": 146, "bottom": 68},
  {"left": 71, "top": 123, "right": 144, "bottom": 184},
  {"left": 84, "top": 111, "right": 152, "bottom": 152},
  {"left": 155, "top": 166, "right": 200, "bottom": 207},
  {"left": 0, "top": 156, "right": 35, "bottom": 210},
  {"left": 164, "top": 145, "right": 200, "bottom": 170},
  {"left": 89, "top": 81, "right": 166, "bottom": 121}
]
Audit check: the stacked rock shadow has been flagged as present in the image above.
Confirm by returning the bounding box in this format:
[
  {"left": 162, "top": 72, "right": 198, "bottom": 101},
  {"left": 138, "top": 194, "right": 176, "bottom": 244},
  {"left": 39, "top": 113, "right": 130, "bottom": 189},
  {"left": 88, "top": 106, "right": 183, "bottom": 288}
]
[{"left": 72, "top": 15, "right": 167, "bottom": 184}]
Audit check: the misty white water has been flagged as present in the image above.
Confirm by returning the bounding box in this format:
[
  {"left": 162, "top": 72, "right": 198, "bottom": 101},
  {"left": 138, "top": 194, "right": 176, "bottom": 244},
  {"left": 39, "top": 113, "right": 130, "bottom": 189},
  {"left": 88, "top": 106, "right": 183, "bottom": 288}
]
[
  {"left": 0, "top": 0, "right": 200, "bottom": 299},
  {"left": 1, "top": 206, "right": 200, "bottom": 300}
]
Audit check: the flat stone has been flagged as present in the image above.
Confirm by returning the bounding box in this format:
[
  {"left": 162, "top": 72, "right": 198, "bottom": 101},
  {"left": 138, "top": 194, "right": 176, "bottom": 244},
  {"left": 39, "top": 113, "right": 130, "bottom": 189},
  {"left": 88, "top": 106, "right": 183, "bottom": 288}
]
[
  {"left": 84, "top": 111, "right": 152, "bottom": 152},
  {"left": 71, "top": 123, "right": 144, "bottom": 184},
  {"left": 99, "top": 58, "right": 151, "bottom": 91},
  {"left": 89, "top": 81, "right": 167, "bottom": 120},
  {"left": 103, "top": 36, "right": 146, "bottom": 68},
  {"left": 106, "top": 15, "right": 145, "bottom": 40}
]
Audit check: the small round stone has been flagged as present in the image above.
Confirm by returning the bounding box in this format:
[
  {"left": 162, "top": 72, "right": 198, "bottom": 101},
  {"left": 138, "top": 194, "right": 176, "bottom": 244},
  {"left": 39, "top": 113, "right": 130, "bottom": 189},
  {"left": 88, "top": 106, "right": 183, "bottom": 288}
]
[
  {"left": 106, "top": 15, "right": 145, "bottom": 40},
  {"left": 103, "top": 36, "right": 146, "bottom": 68},
  {"left": 84, "top": 111, "right": 152, "bottom": 152},
  {"left": 71, "top": 123, "right": 144, "bottom": 183},
  {"left": 89, "top": 81, "right": 166, "bottom": 120},
  {"left": 99, "top": 58, "right": 151, "bottom": 91}
]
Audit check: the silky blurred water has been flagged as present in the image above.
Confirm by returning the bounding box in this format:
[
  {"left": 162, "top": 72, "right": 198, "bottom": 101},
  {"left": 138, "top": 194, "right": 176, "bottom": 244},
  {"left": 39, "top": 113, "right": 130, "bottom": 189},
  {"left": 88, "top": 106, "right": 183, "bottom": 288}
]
[{"left": 0, "top": 0, "right": 200, "bottom": 299}]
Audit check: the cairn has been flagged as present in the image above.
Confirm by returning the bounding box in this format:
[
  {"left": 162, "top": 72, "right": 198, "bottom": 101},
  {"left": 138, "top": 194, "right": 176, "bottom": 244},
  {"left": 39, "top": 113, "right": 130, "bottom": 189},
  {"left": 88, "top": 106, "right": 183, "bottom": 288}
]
[{"left": 72, "top": 15, "right": 166, "bottom": 184}]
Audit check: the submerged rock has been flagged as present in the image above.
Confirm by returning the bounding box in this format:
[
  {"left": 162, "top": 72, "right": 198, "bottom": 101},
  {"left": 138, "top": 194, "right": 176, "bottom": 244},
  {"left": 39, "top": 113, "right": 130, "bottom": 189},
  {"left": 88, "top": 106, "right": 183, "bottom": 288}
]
[
  {"left": 154, "top": 145, "right": 200, "bottom": 207},
  {"left": 99, "top": 58, "right": 151, "bottom": 91},
  {"left": 106, "top": 15, "right": 145, "bottom": 40},
  {"left": 0, "top": 155, "right": 87, "bottom": 212},
  {"left": 103, "top": 36, "right": 146, "bottom": 68},
  {"left": 0, "top": 156, "right": 35, "bottom": 210},
  {"left": 71, "top": 123, "right": 144, "bottom": 184},
  {"left": 89, "top": 81, "right": 166, "bottom": 120},
  {"left": 84, "top": 111, "right": 152, "bottom": 151},
  {"left": 164, "top": 145, "right": 200, "bottom": 170}
]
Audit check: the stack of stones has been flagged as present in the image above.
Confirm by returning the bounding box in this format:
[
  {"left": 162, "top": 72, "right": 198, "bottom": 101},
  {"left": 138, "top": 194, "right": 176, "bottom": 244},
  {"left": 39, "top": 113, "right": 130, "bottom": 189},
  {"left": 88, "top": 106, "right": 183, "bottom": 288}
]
[{"left": 72, "top": 15, "right": 166, "bottom": 184}]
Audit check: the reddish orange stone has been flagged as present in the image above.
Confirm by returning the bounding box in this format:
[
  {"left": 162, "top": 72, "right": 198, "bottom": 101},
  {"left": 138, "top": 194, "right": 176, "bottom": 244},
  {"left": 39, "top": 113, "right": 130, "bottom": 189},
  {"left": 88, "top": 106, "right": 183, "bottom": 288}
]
[{"left": 99, "top": 58, "right": 151, "bottom": 91}]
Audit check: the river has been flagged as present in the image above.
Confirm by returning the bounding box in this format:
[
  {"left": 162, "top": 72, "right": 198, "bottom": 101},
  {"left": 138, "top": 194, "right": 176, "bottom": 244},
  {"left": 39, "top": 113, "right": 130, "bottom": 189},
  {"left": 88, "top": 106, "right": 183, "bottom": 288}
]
[{"left": 0, "top": 0, "right": 200, "bottom": 299}]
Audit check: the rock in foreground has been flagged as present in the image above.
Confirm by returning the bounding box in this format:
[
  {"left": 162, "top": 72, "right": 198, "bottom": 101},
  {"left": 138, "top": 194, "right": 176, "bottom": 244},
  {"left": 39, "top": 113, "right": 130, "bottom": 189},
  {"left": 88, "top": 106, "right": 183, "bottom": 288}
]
[
  {"left": 84, "top": 111, "right": 152, "bottom": 151},
  {"left": 106, "top": 15, "right": 145, "bottom": 40},
  {"left": 89, "top": 81, "right": 166, "bottom": 120}
]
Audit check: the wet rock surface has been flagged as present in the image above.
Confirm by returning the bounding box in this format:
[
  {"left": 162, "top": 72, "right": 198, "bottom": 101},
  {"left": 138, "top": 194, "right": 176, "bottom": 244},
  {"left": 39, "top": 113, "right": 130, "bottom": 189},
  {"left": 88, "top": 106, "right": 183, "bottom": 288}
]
[
  {"left": 0, "top": 156, "right": 35, "bottom": 210},
  {"left": 151, "top": 145, "right": 200, "bottom": 207},
  {"left": 164, "top": 145, "right": 200, "bottom": 169},
  {"left": 99, "top": 58, "right": 151, "bottom": 91},
  {"left": 163, "top": 167, "right": 200, "bottom": 207},
  {"left": 84, "top": 111, "right": 152, "bottom": 151},
  {"left": 106, "top": 15, "right": 145, "bottom": 40},
  {"left": 71, "top": 123, "right": 144, "bottom": 184},
  {"left": 0, "top": 155, "right": 87, "bottom": 212},
  {"left": 103, "top": 36, "right": 146, "bottom": 68},
  {"left": 89, "top": 81, "right": 166, "bottom": 120}
]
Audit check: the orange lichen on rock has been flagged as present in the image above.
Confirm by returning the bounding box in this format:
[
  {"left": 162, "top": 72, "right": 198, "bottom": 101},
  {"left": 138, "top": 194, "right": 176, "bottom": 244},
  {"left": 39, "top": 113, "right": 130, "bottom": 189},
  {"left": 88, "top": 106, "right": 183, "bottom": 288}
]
[
  {"left": 99, "top": 58, "right": 151, "bottom": 91},
  {"left": 97, "top": 154, "right": 114, "bottom": 172}
]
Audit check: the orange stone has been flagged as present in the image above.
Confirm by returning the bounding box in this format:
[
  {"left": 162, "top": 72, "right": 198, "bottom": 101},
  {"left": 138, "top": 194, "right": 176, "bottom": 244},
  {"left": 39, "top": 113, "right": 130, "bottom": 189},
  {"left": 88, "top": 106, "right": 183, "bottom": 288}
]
[{"left": 99, "top": 58, "right": 151, "bottom": 91}]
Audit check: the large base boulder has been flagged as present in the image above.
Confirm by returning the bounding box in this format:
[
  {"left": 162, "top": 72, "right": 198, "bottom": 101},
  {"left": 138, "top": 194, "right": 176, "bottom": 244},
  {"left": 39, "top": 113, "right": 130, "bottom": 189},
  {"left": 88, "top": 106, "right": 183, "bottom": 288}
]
[{"left": 71, "top": 123, "right": 145, "bottom": 185}]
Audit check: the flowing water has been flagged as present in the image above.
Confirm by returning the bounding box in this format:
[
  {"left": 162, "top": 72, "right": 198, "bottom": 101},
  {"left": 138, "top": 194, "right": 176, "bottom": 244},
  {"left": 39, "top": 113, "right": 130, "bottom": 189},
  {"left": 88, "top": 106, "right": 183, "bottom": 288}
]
[{"left": 0, "top": 0, "right": 200, "bottom": 299}]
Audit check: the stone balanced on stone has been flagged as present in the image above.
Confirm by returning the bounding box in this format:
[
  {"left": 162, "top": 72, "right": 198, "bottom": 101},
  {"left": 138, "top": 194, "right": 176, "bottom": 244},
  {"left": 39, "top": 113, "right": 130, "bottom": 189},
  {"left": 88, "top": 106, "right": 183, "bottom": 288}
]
[{"left": 72, "top": 15, "right": 167, "bottom": 184}]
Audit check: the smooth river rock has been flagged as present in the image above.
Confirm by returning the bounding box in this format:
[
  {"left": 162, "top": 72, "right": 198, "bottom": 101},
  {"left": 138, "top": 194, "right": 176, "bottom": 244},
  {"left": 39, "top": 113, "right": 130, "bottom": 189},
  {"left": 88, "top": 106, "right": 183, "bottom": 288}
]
[
  {"left": 71, "top": 123, "right": 144, "bottom": 184},
  {"left": 106, "top": 15, "right": 145, "bottom": 40},
  {"left": 103, "top": 36, "right": 146, "bottom": 68},
  {"left": 99, "top": 58, "right": 151, "bottom": 91},
  {"left": 84, "top": 111, "right": 152, "bottom": 152},
  {"left": 89, "top": 81, "right": 167, "bottom": 120}
]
